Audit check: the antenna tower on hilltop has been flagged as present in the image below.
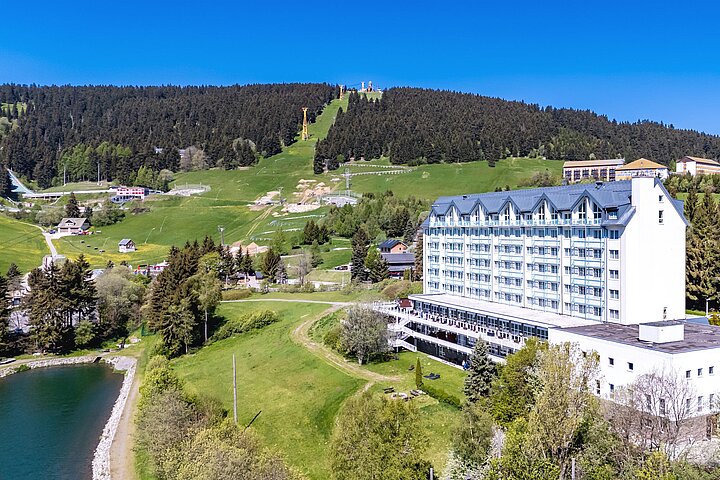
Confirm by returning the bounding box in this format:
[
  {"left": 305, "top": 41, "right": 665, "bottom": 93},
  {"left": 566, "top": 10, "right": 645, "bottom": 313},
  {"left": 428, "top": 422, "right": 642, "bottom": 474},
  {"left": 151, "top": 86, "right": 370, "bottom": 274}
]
[
  {"left": 302, "top": 107, "right": 309, "bottom": 140},
  {"left": 339, "top": 85, "right": 345, "bottom": 100}
]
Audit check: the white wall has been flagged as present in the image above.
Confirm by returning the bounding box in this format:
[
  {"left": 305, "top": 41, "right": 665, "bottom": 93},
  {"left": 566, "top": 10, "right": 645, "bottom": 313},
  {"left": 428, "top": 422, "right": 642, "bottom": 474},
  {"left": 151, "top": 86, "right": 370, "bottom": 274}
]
[
  {"left": 550, "top": 328, "right": 720, "bottom": 416},
  {"left": 622, "top": 178, "right": 686, "bottom": 324}
]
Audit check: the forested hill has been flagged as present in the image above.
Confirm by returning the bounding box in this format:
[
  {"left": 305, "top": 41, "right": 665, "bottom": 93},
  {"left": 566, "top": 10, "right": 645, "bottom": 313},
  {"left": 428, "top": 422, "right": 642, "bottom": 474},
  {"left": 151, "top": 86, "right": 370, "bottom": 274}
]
[
  {"left": 0, "top": 83, "right": 336, "bottom": 187},
  {"left": 314, "top": 88, "right": 720, "bottom": 172}
]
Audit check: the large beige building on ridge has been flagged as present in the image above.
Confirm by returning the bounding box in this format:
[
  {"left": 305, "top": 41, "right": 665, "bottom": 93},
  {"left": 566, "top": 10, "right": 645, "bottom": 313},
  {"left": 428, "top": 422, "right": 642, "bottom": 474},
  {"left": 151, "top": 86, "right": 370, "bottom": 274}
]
[
  {"left": 563, "top": 158, "right": 625, "bottom": 183},
  {"left": 676, "top": 156, "right": 720, "bottom": 176},
  {"left": 615, "top": 158, "right": 669, "bottom": 180}
]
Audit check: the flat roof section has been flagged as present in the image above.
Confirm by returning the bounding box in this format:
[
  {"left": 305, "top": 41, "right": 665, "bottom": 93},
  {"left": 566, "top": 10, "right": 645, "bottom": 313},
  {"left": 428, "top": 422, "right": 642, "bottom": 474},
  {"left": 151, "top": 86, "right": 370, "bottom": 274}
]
[
  {"left": 563, "top": 159, "right": 626, "bottom": 168},
  {"left": 409, "top": 293, "right": 597, "bottom": 329},
  {"left": 558, "top": 322, "right": 720, "bottom": 354}
]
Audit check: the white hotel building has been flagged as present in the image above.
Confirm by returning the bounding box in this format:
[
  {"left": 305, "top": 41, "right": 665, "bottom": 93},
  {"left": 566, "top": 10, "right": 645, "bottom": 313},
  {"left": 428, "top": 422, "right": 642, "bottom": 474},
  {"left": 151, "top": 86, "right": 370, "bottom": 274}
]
[{"left": 378, "top": 177, "right": 720, "bottom": 418}]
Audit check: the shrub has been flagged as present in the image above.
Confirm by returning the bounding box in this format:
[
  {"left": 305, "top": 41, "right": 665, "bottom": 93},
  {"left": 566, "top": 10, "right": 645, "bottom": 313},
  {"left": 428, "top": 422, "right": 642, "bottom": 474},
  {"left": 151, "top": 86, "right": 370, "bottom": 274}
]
[
  {"left": 381, "top": 280, "right": 422, "bottom": 300},
  {"left": 323, "top": 324, "right": 343, "bottom": 352},
  {"left": 211, "top": 310, "right": 280, "bottom": 342},
  {"left": 423, "top": 383, "right": 461, "bottom": 408},
  {"left": 221, "top": 288, "right": 252, "bottom": 301}
]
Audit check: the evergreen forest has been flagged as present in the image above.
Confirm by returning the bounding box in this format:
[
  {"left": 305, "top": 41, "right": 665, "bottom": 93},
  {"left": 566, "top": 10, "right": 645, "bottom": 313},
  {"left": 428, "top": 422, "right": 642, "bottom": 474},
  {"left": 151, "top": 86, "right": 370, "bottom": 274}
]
[
  {"left": 314, "top": 88, "right": 720, "bottom": 172},
  {"left": 0, "top": 83, "right": 336, "bottom": 187}
]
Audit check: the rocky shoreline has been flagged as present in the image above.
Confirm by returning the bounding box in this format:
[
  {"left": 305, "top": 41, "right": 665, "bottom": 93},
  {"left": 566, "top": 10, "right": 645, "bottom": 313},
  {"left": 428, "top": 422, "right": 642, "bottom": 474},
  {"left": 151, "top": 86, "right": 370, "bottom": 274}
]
[
  {"left": 92, "top": 356, "right": 137, "bottom": 480},
  {"left": 0, "top": 354, "right": 138, "bottom": 480}
]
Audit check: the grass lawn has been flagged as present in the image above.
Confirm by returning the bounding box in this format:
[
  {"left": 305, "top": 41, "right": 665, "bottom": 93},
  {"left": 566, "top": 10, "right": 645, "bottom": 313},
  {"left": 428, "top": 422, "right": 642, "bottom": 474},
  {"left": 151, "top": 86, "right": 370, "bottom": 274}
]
[
  {"left": 172, "top": 299, "right": 465, "bottom": 476},
  {"left": 0, "top": 216, "right": 48, "bottom": 272},
  {"left": 342, "top": 157, "right": 564, "bottom": 199},
  {"left": 172, "top": 301, "right": 363, "bottom": 480}
]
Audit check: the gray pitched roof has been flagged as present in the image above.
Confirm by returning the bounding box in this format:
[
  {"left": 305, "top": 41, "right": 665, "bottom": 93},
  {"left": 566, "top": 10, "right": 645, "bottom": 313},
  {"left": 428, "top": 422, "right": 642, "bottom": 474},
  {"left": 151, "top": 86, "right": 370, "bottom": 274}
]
[
  {"left": 429, "top": 179, "right": 688, "bottom": 227},
  {"left": 379, "top": 239, "right": 405, "bottom": 249},
  {"left": 381, "top": 252, "right": 415, "bottom": 264},
  {"left": 119, "top": 239, "right": 134, "bottom": 246},
  {"left": 58, "top": 217, "right": 88, "bottom": 228}
]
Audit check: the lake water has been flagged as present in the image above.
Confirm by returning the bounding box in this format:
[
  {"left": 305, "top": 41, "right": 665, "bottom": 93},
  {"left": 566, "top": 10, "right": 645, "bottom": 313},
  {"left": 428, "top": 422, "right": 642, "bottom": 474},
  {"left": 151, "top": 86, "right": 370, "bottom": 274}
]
[{"left": 0, "top": 363, "right": 123, "bottom": 480}]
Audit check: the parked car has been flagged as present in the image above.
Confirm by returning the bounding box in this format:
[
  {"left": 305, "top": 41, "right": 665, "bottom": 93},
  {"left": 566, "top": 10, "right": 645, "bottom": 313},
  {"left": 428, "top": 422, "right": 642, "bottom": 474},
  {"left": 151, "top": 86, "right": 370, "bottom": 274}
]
[{"left": 48, "top": 229, "right": 56, "bottom": 234}]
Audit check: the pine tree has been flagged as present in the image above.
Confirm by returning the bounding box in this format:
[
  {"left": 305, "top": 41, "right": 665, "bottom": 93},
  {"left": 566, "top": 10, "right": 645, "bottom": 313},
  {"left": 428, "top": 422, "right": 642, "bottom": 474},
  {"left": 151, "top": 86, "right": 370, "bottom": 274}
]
[
  {"left": 464, "top": 340, "right": 495, "bottom": 403},
  {"left": 415, "top": 357, "right": 423, "bottom": 388},
  {"left": 351, "top": 228, "right": 369, "bottom": 282},
  {"left": 65, "top": 192, "right": 81, "bottom": 218},
  {"left": 413, "top": 232, "right": 423, "bottom": 281},
  {"left": 261, "top": 248, "right": 281, "bottom": 279},
  {"left": 364, "top": 248, "right": 389, "bottom": 283}
]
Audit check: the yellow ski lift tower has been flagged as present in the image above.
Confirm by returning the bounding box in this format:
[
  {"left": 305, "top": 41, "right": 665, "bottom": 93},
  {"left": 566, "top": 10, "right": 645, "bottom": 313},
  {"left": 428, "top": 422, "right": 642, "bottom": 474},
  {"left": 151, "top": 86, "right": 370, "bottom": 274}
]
[{"left": 302, "top": 107, "right": 309, "bottom": 140}]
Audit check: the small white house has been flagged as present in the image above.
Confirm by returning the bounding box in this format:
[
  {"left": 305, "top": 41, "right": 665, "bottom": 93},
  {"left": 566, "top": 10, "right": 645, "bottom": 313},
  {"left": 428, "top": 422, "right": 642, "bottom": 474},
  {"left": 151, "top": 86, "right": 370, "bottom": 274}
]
[{"left": 118, "top": 238, "right": 136, "bottom": 253}]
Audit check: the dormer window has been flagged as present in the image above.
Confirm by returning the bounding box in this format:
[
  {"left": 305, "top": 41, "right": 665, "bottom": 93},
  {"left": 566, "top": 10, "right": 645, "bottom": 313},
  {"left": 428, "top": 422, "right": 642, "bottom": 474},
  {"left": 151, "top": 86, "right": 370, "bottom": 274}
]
[
  {"left": 608, "top": 209, "right": 618, "bottom": 220},
  {"left": 578, "top": 202, "right": 587, "bottom": 220},
  {"left": 503, "top": 206, "right": 511, "bottom": 222},
  {"left": 592, "top": 203, "right": 601, "bottom": 220},
  {"left": 538, "top": 204, "right": 546, "bottom": 221}
]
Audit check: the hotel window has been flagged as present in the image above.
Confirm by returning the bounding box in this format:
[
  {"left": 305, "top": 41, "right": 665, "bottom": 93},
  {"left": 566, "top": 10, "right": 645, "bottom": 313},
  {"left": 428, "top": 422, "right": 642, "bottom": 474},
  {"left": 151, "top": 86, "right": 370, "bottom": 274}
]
[
  {"left": 610, "top": 289, "right": 619, "bottom": 299},
  {"left": 610, "top": 309, "right": 619, "bottom": 319},
  {"left": 700, "top": 397, "right": 706, "bottom": 412},
  {"left": 610, "top": 270, "right": 619, "bottom": 279},
  {"left": 659, "top": 195, "right": 664, "bottom": 203},
  {"left": 595, "top": 380, "right": 601, "bottom": 395},
  {"left": 628, "top": 362, "right": 634, "bottom": 371},
  {"left": 593, "top": 203, "right": 601, "bottom": 220},
  {"left": 698, "top": 368, "right": 703, "bottom": 377},
  {"left": 609, "top": 230, "right": 619, "bottom": 239},
  {"left": 659, "top": 210, "right": 664, "bottom": 224},
  {"left": 608, "top": 209, "right": 618, "bottom": 220},
  {"left": 660, "top": 398, "right": 666, "bottom": 416},
  {"left": 686, "top": 370, "right": 691, "bottom": 379},
  {"left": 609, "top": 383, "right": 615, "bottom": 393},
  {"left": 710, "top": 366, "right": 715, "bottom": 375},
  {"left": 609, "top": 357, "right": 615, "bottom": 366},
  {"left": 578, "top": 202, "right": 587, "bottom": 220},
  {"left": 610, "top": 249, "right": 619, "bottom": 259}
]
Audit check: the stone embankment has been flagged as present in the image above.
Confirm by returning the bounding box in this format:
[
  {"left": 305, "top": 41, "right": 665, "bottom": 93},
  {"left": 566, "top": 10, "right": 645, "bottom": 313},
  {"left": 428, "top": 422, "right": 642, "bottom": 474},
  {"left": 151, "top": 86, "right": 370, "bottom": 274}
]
[
  {"left": 0, "top": 353, "right": 138, "bottom": 480},
  {"left": 0, "top": 355, "right": 98, "bottom": 378},
  {"left": 92, "top": 356, "right": 137, "bottom": 480}
]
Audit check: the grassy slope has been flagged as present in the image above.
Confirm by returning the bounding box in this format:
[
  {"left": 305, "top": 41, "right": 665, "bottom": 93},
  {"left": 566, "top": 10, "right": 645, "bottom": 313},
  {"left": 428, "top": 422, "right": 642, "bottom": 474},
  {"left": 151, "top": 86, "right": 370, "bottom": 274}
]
[
  {"left": 346, "top": 157, "right": 564, "bottom": 198},
  {"left": 171, "top": 300, "right": 467, "bottom": 476},
  {"left": 0, "top": 216, "right": 48, "bottom": 272},
  {"left": 172, "top": 301, "right": 363, "bottom": 479}
]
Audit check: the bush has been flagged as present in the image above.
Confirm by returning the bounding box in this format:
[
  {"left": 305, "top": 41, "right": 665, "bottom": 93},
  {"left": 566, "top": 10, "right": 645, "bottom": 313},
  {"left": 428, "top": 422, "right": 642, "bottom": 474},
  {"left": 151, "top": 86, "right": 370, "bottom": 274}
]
[
  {"left": 381, "top": 280, "right": 422, "bottom": 300},
  {"left": 221, "top": 289, "right": 252, "bottom": 301},
  {"left": 423, "top": 383, "right": 461, "bottom": 408},
  {"left": 211, "top": 310, "right": 280, "bottom": 342},
  {"left": 323, "top": 324, "right": 343, "bottom": 352}
]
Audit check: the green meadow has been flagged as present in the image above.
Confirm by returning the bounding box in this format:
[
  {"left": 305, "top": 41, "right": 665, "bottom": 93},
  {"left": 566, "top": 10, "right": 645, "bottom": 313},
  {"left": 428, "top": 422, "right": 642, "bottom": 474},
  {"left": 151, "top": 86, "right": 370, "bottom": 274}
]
[
  {"left": 0, "top": 216, "right": 49, "bottom": 272},
  {"left": 171, "top": 299, "right": 467, "bottom": 478}
]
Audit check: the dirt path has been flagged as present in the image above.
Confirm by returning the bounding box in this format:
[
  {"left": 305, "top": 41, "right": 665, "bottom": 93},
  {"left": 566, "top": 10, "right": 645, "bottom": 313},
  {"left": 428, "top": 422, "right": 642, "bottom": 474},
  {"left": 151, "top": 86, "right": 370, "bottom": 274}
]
[
  {"left": 291, "top": 305, "right": 401, "bottom": 384},
  {"left": 110, "top": 367, "right": 140, "bottom": 480},
  {"left": 224, "top": 298, "right": 401, "bottom": 383}
]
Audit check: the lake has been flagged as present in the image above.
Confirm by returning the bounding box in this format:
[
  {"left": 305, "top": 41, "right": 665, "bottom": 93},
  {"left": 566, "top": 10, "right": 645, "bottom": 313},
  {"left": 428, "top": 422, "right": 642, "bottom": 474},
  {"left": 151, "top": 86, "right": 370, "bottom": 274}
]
[{"left": 0, "top": 363, "right": 123, "bottom": 480}]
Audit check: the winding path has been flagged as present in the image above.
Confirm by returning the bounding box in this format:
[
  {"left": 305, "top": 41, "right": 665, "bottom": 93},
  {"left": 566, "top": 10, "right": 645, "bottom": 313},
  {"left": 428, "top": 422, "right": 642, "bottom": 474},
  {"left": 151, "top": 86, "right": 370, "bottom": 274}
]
[{"left": 223, "top": 298, "right": 401, "bottom": 383}]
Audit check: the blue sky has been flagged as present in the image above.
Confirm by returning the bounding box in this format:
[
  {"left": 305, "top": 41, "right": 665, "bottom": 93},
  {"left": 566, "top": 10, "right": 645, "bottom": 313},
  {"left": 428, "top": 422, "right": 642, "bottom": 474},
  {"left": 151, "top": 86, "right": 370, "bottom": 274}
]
[{"left": 2, "top": 1, "right": 720, "bottom": 133}]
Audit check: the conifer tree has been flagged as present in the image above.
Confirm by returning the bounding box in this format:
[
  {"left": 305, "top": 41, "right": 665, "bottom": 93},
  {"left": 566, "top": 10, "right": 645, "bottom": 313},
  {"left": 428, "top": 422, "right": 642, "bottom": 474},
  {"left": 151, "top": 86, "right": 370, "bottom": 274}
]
[
  {"left": 464, "top": 339, "right": 495, "bottom": 403},
  {"left": 261, "top": 248, "right": 281, "bottom": 280},
  {"left": 413, "top": 232, "right": 423, "bottom": 281},
  {"left": 65, "top": 192, "right": 81, "bottom": 218},
  {"left": 415, "top": 357, "right": 423, "bottom": 388},
  {"left": 364, "top": 248, "right": 389, "bottom": 283},
  {"left": 351, "top": 228, "right": 369, "bottom": 282}
]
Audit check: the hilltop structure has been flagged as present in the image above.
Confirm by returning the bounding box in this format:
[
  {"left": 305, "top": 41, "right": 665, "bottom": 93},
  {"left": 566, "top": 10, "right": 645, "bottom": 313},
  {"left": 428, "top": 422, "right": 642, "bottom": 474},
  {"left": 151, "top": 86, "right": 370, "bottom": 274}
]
[
  {"left": 676, "top": 156, "right": 720, "bottom": 176},
  {"left": 615, "top": 158, "right": 669, "bottom": 180},
  {"left": 562, "top": 158, "right": 625, "bottom": 183}
]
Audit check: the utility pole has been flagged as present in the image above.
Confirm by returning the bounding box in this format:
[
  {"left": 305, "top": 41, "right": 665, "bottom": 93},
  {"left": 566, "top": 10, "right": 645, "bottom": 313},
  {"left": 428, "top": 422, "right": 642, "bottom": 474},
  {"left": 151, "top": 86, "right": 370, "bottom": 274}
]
[
  {"left": 302, "top": 107, "right": 309, "bottom": 140},
  {"left": 344, "top": 167, "right": 351, "bottom": 195},
  {"left": 233, "top": 354, "right": 238, "bottom": 424},
  {"left": 63, "top": 165, "right": 67, "bottom": 186},
  {"left": 218, "top": 225, "right": 226, "bottom": 246},
  {"left": 97, "top": 161, "right": 100, "bottom": 185}
]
